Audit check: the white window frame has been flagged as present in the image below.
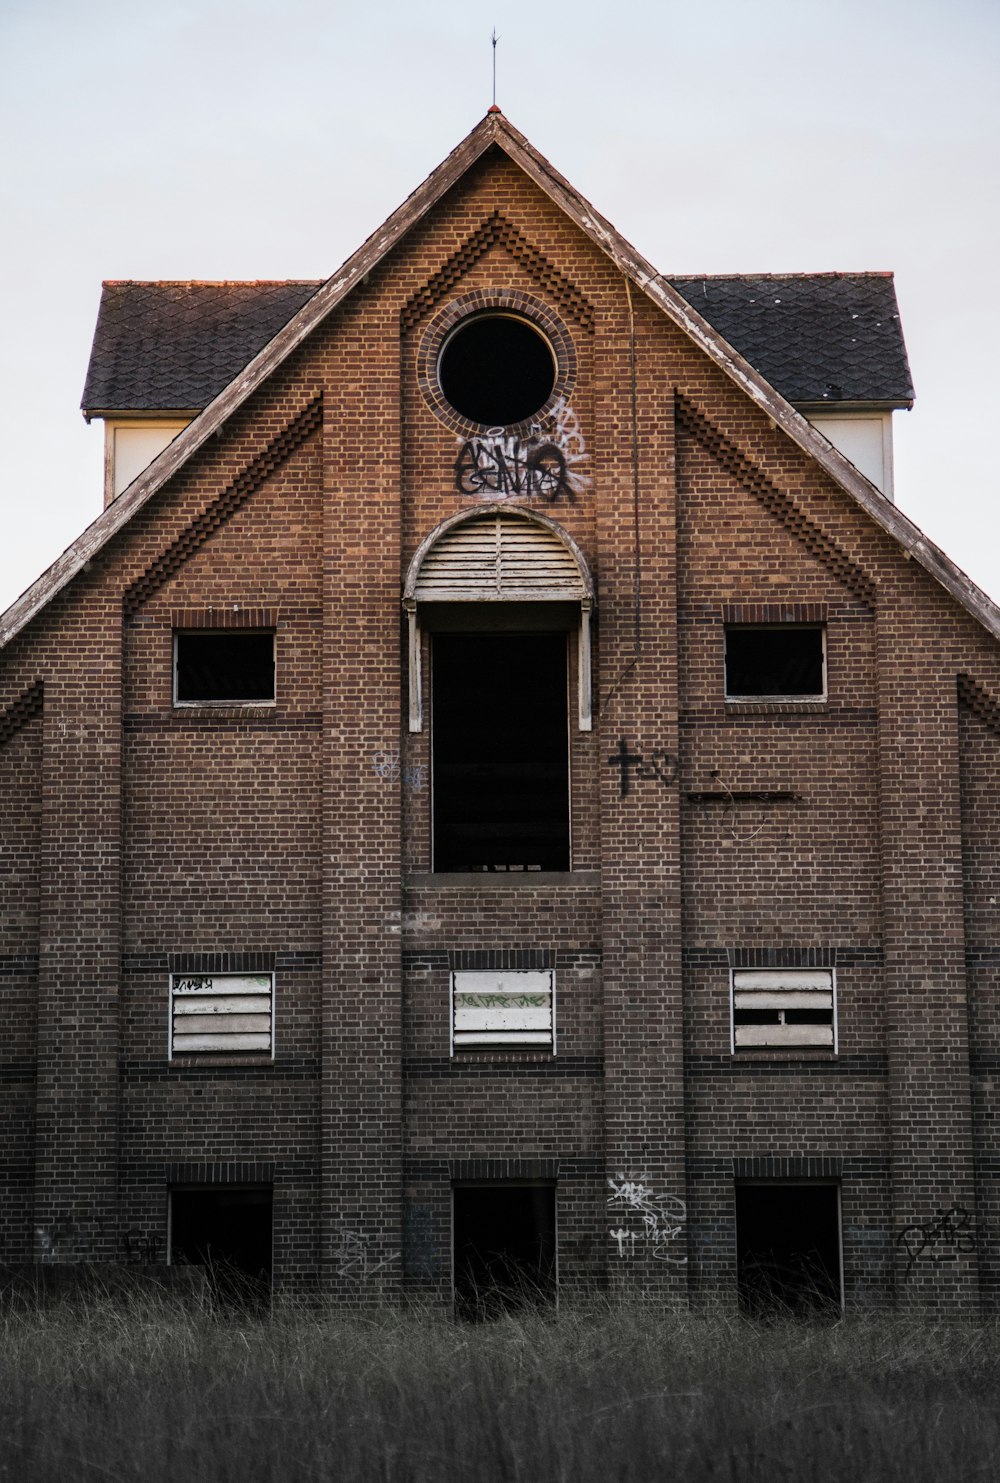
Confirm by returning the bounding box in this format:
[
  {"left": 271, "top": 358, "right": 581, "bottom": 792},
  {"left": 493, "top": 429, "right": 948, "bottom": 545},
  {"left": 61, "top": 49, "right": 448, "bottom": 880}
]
[
  {"left": 723, "top": 624, "right": 827, "bottom": 703},
  {"left": 730, "top": 968, "right": 837, "bottom": 1052},
  {"left": 451, "top": 969, "right": 555, "bottom": 1052},
  {"left": 173, "top": 630, "right": 277, "bottom": 708},
  {"left": 169, "top": 973, "right": 275, "bottom": 1058}
]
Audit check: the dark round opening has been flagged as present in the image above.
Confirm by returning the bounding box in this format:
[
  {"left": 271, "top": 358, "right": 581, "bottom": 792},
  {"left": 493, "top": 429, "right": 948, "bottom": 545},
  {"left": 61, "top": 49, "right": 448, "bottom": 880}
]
[{"left": 438, "top": 313, "right": 556, "bottom": 426}]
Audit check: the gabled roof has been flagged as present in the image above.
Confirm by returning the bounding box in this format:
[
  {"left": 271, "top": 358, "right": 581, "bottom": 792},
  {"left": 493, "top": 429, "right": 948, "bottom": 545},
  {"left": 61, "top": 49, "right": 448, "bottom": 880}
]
[
  {"left": 2, "top": 110, "right": 997, "bottom": 652},
  {"left": 81, "top": 274, "right": 911, "bottom": 417},
  {"left": 667, "top": 274, "right": 913, "bottom": 407}
]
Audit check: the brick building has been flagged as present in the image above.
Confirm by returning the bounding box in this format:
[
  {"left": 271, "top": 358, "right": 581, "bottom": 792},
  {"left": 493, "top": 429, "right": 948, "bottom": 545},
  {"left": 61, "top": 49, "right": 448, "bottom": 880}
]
[{"left": 2, "top": 110, "right": 999, "bottom": 1312}]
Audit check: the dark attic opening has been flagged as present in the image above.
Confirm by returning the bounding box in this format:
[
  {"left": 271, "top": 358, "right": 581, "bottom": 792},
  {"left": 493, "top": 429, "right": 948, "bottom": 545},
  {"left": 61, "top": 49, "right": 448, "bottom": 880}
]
[
  {"left": 438, "top": 312, "right": 556, "bottom": 426},
  {"left": 432, "top": 630, "right": 569, "bottom": 872},
  {"left": 453, "top": 1184, "right": 556, "bottom": 1321},
  {"left": 174, "top": 631, "right": 275, "bottom": 704},
  {"left": 724, "top": 624, "right": 825, "bottom": 699},
  {"left": 170, "top": 1186, "right": 273, "bottom": 1308},
  {"left": 736, "top": 1184, "right": 842, "bottom": 1317}
]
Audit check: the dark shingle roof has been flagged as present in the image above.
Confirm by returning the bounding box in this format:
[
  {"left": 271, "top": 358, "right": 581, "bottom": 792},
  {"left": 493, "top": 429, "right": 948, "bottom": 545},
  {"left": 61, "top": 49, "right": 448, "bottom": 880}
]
[
  {"left": 81, "top": 272, "right": 913, "bottom": 415},
  {"left": 668, "top": 272, "right": 913, "bottom": 405},
  {"left": 81, "top": 281, "right": 322, "bottom": 413}
]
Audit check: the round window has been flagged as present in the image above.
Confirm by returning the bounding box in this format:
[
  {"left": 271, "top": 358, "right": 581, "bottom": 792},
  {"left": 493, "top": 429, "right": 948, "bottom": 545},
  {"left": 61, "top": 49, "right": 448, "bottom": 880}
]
[{"left": 437, "top": 313, "right": 557, "bottom": 427}]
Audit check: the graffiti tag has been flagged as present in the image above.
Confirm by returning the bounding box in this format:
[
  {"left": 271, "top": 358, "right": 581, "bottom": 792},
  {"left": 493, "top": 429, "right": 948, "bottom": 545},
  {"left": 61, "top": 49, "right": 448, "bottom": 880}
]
[
  {"left": 371, "top": 750, "right": 426, "bottom": 791},
  {"left": 897, "top": 1206, "right": 978, "bottom": 1280},
  {"left": 607, "top": 739, "right": 678, "bottom": 798},
  {"left": 455, "top": 398, "right": 590, "bottom": 503},
  {"left": 607, "top": 1175, "right": 687, "bottom": 1265},
  {"left": 334, "top": 1227, "right": 400, "bottom": 1284}
]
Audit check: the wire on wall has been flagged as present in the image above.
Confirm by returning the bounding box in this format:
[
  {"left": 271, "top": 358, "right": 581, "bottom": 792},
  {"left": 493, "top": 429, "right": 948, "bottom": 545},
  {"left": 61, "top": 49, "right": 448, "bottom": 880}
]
[{"left": 601, "top": 275, "right": 643, "bottom": 715}]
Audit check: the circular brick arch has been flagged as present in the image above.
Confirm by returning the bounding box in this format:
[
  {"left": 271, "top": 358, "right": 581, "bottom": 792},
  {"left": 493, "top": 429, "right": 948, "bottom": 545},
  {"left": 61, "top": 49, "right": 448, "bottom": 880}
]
[{"left": 416, "top": 291, "right": 577, "bottom": 438}]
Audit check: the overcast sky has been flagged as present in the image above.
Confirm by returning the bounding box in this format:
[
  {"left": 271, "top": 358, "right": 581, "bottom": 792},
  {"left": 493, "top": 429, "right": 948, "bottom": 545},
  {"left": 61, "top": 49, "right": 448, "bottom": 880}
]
[{"left": 1, "top": 0, "right": 997, "bottom": 616}]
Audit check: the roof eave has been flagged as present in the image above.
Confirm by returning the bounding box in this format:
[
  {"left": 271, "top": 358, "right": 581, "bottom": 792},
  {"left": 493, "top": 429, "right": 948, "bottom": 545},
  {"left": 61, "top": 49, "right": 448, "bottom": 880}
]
[{"left": 4, "top": 109, "right": 999, "bottom": 652}]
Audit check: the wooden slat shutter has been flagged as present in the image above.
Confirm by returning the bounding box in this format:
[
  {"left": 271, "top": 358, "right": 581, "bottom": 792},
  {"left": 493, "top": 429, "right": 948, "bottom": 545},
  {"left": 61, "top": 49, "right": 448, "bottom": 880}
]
[{"left": 414, "top": 513, "right": 586, "bottom": 603}]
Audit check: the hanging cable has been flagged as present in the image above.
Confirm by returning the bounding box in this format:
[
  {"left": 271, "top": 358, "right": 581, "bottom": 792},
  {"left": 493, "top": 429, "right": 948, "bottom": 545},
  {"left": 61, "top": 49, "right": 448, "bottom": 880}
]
[{"left": 601, "top": 274, "right": 642, "bottom": 715}]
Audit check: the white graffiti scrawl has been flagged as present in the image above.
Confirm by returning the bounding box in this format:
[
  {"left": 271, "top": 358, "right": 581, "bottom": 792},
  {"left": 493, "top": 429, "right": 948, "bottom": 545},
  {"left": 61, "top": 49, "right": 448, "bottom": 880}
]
[
  {"left": 454, "top": 398, "right": 591, "bottom": 504},
  {"left": 607, "top": 1174, "right": 687, "bottom": 1265}
]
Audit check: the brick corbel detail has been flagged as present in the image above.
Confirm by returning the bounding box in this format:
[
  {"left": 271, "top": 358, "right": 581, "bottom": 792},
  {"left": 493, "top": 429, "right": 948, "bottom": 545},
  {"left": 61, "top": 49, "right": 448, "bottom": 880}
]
[
  {"left": 401, "top": 210, "right": 594, "bottom": 332},
  {"left": 957, "top": 673, "right": 1000, "bottom": 735},
  {"left": 676, "top": 393, "right": 877, "bottom": 608},
  {"left": 124, "top": 396, "right": 323, "bottom": 617},
  {"left": 0, "top": 681, "right": 43, "bottom": 750}
]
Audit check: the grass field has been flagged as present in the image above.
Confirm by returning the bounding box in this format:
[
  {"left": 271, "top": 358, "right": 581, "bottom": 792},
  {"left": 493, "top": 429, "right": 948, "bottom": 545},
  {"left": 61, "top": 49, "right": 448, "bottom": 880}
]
[{"left": 2, "top": 1296, "right": 998, "bottom": 1481}]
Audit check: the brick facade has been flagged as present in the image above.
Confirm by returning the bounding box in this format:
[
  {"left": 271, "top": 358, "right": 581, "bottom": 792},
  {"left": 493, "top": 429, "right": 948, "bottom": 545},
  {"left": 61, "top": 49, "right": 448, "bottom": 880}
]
[{"left": 2, "top": 119, "right": 998, "bottom": 1311}]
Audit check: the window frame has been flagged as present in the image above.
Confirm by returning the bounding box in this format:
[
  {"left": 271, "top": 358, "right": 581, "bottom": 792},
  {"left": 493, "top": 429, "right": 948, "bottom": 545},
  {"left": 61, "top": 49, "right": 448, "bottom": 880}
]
[
  {"left": 169, "top": 971, "right": 275, "bottom": 1060},
  {"left": 730, "top": 967, "right": 837, "bottom": 1054},
  {"left": 723, "top": 622, "right": 827, "bottom": 703},
  {"left": 172, "top": 629, "right": 277, "bottom": 708},
  {"left": 451, "top": 967, "right": 556, "bottom": 1053}
]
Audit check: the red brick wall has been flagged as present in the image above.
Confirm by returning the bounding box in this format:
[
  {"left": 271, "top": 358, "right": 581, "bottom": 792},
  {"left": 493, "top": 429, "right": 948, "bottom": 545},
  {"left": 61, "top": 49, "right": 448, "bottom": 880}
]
[{"left": 2, "top": 145, "right": 999, "bottom": 1308}]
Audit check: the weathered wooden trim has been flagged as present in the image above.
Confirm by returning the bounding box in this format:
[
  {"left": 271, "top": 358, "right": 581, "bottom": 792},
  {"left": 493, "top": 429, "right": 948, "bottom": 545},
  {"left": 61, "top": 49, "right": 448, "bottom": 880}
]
[{"left": 5, "top": 110, "right": 1000, "bottom": 655}]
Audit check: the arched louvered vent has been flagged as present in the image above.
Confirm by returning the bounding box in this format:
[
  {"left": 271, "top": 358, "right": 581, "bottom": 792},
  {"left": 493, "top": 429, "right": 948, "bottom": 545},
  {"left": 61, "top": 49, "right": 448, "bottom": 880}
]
[{"left": 413, "top": 513, "right": 586, "bottom": 603}]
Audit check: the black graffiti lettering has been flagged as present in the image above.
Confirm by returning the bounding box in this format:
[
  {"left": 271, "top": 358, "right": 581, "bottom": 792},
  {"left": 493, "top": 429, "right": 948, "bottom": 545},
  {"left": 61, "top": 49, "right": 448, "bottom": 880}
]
[
  {"left": 608, "top": 739, "right": 678, "bottom": 797},
  {"left": 122, "top": 1228, "right": 163, "bottom": 1264},
  {"left": 527, "top": 442, "right": 571, "bottom": 502},
  {"left": 896, "top": 1206, "right": 978, "bottom": 1280},
  {"left": 454, "top": 434, "right": 574, "bottom": 502},
  {"left": 636, "top": 748, "right": 678, "bottom": 787}
]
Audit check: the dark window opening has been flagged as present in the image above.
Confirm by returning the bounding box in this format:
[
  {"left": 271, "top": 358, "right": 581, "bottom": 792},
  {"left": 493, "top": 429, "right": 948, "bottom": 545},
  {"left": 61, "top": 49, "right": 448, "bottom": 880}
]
[
  {"left": 438, "top": 313, "right": 556, "bottom": 426},
  {"left": 724, "top": 625, "right": 825, "bottom": 699},
  {"left": 453, "top": 1184, "right": 556, "bottom": 1321},
  {"left": 736, "top": 1185, "right": 841, "bottom": 1317},
  {"left": 170, "top": 1186, "right": 272, "bottom": 1309},
  {"left": 175, "top": 632, "right": 275, "bottom": 704},
  {"left": 432, "top": 632, "right": 569, "bottom": 872}
]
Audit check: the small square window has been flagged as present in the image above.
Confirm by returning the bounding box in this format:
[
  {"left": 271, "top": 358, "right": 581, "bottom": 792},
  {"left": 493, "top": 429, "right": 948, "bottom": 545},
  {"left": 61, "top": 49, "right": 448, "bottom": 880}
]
[
  {"left": 724, "top": 625, "right": 825, "bottom": 700},
  {"left": 452, "top": 969, "right": 554, "bottom": 1051},
  {"left": 170, "top": 973, "right": 274, "bottom": 1057},
  {"left": 174, "top": 631, "right": 275, "bottom": 704},
  {"left": 731, "top": 969, "right": 835, "bottom": 1051}
]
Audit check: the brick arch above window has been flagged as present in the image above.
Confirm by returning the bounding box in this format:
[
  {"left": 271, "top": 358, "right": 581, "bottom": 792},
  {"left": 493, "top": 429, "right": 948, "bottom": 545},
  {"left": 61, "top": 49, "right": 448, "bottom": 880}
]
[{"left": 403, "top": 505, "right": 594, "bottom": 733}]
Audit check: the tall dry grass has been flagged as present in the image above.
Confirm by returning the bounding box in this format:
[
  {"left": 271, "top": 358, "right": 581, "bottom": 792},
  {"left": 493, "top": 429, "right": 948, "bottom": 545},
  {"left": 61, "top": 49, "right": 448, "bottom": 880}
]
[{"left": 1, "top": 1293, "right": 998, "bottom": 1481}]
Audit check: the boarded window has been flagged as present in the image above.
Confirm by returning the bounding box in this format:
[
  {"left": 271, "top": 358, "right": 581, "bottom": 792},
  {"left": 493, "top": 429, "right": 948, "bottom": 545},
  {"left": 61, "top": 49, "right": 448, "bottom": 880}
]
[
  {"left": 432, "top": 632, "right": 569, "bottom": 872},
  {"left": 724, "top": 625, "right": 825, "bottom": 699},
  {"left": 170, "top": 973, "right": 273, "bottom": 1057},
  {"left": 732, "top": 969, "right": 835, "bottom": 1051},
  {"left": 452, "top": 968, "right": 554, "bottom": 1050},
  {"left": 174, "top": 632, "right": 275, "bottom": 704}
]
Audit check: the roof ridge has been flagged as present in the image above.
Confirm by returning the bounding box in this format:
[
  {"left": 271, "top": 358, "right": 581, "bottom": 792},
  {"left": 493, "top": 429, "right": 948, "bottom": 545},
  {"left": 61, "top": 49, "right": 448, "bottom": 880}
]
[
  {"left": 668, "top": 271, "right": 896, "bottom": 281},
  {"left": 101, "top": 279, "right": 325, "bottom": 288}
]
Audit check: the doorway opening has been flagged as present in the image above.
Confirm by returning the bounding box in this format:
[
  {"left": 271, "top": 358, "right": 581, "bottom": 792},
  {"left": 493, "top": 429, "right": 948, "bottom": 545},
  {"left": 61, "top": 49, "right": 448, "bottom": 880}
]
[
  {"left": 170, "top": 1186, "right": 273, "bottom": 1308},
  {"left": 736, "top": 1183, "right": 842, "bottom": 1317},
  {"left": 453, "top": 1183, "right": 556, "bottom": 1321},
  {"left": 432, "top": 632, "right": 569, "bottom": 872}
]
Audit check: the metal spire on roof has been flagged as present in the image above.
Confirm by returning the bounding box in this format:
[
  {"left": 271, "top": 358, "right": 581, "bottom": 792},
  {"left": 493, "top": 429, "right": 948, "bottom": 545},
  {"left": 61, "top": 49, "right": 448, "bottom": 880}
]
[{"left": 489, "top": 29, "right": 501, "bottom": 113}]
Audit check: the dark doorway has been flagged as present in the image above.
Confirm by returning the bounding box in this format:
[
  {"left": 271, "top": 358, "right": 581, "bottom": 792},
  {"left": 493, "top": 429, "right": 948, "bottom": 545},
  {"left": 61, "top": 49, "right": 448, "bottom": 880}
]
[
  {"left": 170, "top": 1186, "right": 273, "bottom": 1309},
  {"left": 433, "top": 633, "right": 569, "bottom": 872},
  {"left": 453, "top": 1184, "right": 556, "bottom": 1321},
  {"left": 736, "top": 1184, "right": 842, "bottom": 1317}
]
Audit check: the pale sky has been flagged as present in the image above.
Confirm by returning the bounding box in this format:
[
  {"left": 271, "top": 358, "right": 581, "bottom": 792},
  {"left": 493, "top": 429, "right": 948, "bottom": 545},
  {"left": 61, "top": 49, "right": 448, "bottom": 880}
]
[{"left": 1, "top": 0, "right": 997, "bottom": 615}]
